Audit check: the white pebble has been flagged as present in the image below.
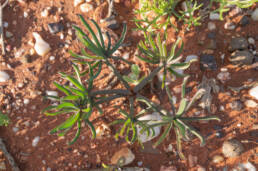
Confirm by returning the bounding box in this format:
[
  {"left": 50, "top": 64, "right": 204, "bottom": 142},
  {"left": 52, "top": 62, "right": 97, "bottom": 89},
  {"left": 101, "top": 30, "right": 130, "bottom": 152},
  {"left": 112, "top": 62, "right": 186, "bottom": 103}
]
[
  {"left": 122, "top": 52, "right": 130, "bottom": 60},
  {"left": 46, "top": 91, "right": 58, "bottom": 101},
  {"left": 12, "top": 127, "right": 19, "bottom": 133},
  {"left": 209, "top": 13, "right": 220, "bottom": 20},
  {"left": 224, "top": 22, "right": 235, "bottom": 30},
  {"left": 41, "top": 9, "right": 49, "bottom": 18},
  {"left": 208, "top": 22, "right": 216, "bottom": 31},
  {"left": 249, "top": 86, "right": 258, "bottom": 100},
  {"left": 18, "top": 83, "right": 24, "bottom": 88},
  {"left": 80, "top": 3, "right": 93, "bottom": 13},
  {"left": 3, "top": 22, "right": 8, "bottom": 28},
  {"left": 23, "top": 11, "right": 28, "bottom": 18},
  {"left": 32, "top": 136, "right": 40, "bottom": 147},
  {"left": 245, "top": 100, "right": 257, "bottom": 108},
  {"left": 49, "top": 56, "right": 55, "bottom": 61},
  {"left": 251, "top": 8, "right": 258, "bottom": 21},
  {"left": 33, "top": 32, "right": 51, "bottom": 56},
  {"left": 23, "top": 99, "right": 30, "bottom": 105},
  {"left": 74, "top": 0, "right": 84, "bottom": 7},
  {"left": 248, "top": 37, "right": 255, "bottom": 44},
  {"left": 185, "top": 55, "right": 198, "bottom": 63},
  {"left": 0, "top": 71, "right": 10, "bottom": 82}
]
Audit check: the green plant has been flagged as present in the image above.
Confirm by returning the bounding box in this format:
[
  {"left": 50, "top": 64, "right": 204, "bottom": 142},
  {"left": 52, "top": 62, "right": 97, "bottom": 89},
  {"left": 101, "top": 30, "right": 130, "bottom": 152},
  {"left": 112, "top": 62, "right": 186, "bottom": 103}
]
[
  {"left": 44, "top": 15, "right": 220, "bottom": 161},
  {"left": 137, "top": 33, "right": 197, "bottom": 89},
  {"left": 138, "top": 76, "right": 220, "bottom": 159},
  {"left": 0, "top": 111, "right": 9, "bottom": 126}
]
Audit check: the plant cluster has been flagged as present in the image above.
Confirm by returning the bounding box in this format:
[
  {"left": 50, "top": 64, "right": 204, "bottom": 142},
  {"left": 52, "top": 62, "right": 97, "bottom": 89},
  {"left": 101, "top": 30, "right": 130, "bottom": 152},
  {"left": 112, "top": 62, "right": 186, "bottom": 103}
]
[
  {"left": 44, "top": 15, "right": 220, "bottom": 159},
  {"left": 134, "top": 0, "right": 257, "bottom": 32},
  {"left": 0, "top": 111, "right": 9, "bottom": 126}
]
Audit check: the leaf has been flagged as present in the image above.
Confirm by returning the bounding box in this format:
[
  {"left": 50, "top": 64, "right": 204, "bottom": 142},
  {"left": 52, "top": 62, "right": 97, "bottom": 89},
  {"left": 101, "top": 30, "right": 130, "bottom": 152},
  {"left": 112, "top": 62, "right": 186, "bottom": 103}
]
[
  {"left": 66, "top": 75, "right": 86, "bottom": 92},
  {"left": 50, "top": 112, "right": 80, "bottom": 134},
  {"left": 154, "top": 123, "right": 172, "bottom": 147},
  {"left": 62, "top": 95, "right": 80, "bottom": 101},
  {"left": 181, "top": 76, "right": 189, "bottom": 98},
  {"left": 45, "top": 109, "right": 74, "bottom": 116},
  {"left": 108, "top": 23, "right": 127, "bottom": 56},
  {"left": 90, "top": 19, "right": 105, "bottom": 49},
  {"left": 85, "top": 120, "right": 96, "bottom": 139},
  {"left": 68, "top": 119, "right": 81, "bottom": 145},
  {"left": 57, "top": 102, "right": 78, "bottom": 110},
  {"left": 53, "top": 82, "right": 71, "bottom": 95},
  {"left": 176, "top": 98, "right": 187, "bottom": 116}
]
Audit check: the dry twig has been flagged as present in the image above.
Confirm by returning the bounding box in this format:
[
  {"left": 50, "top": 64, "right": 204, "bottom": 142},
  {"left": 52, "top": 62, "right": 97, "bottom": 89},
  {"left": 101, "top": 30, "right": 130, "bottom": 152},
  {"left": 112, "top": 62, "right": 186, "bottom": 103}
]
[{"left": 0, "top": 0, "right": 9, "bottom": 55}]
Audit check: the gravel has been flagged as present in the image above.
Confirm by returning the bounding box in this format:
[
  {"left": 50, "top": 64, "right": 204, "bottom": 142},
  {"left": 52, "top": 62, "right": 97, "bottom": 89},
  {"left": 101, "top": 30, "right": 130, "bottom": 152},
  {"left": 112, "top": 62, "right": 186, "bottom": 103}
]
[
  {"left": 0, "top": 71, "right": 10, "bottom": 82},
  {"left": 222, "top": 139, "right": 244, "bottom": 158}
]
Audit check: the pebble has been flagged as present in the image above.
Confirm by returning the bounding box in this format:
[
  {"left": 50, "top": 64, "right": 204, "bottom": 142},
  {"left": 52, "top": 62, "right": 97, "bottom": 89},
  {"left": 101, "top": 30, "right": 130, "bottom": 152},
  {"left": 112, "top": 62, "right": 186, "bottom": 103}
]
[
  {"left": 5, "top": 31, "right": 13, "bottom": 38},
  {"left": 137, "top": 112, "right": 162, "bottom": 143},
  {"left": 207, "top": 32, "right": 216, "bottom": 39},
  {"left": 111, "top": 148, "right": 135, "bottom": 166},
  {"left": 185, "top": 55, "right": 198, "bottom": 63},
  {"left": 23, "top": 98, "right": 30, "bottom": 105},
  {"left": 32, "top": 136, "right": 40, "bottom": 147},
  {"left": 12, "top": 127, "right": 19, "bottom": 133},
  {"left": 80, "top": 3, "right": 93, "bottom": 13},
  {"left": 107, "top": 20, "right": 120, "bottom": 30},
  {"left": 248, "top": 37, "right": 255, "bottom": 45},
  {"left": 33, "top": 32, "right": 51, "bottom": 56},
  {"left": 48, "top": 23, "right": 64, "bottom": 34},
  {"left": 46, "top": 91, "right": 58, "bottom": 100},
  {"left": 229, "top": 37, "right": 248, "bottom": 52},
  {"left": 249, "top": 86, "right": 258, "bottom": 100},
  {"left": 222, "top": 139, "right": 244, "bottom": 158},
  {"left": 0, "top": 71, "right": 10, "bottom": 82},
  {"left": 234, "top": 162, "right": 256, "bottom": 171},
  {"left": 229, "top": 50, "right": 254, "bottom": 65},
  {"left": 122, "top": 52, "right": 130, "bottom": 60},
  {"left": 208, "top": 22, "right": 216, "bottom": 31},
  {"left": 23, "top": 11, "right": 28, "bottom": 18},
  {"left": 251, "top": 8, "right": 258, "bottom": 21},
  {"left": 200, "top": 54, "right": 217, "bottom": 70},
  {"left": 74, "top": 0, "right": 84, "bottom": 7},
  {"left": 209, "top": 13, "right": 220, "bottom": 20},
  {"left": 41, "top": 8, "right": 50, "bottom": 18},
  {"left": 0, "top": 161, "right": 6, "bottom": 170},
  {"left": 239, "top": 15, "right": 250, "bottom": 27},
  {"left": 230, "top": 100, "right": 243, "bottom": 111},
  {"left": 49, "top": 56, "right": 55, "bottom": 61},
  {"left": 3, "top": 22, "right": 8, "bottom": 28},
  {"left": 224, "top": 22, "right": 236, "bottom": 30},
  {"left": 212, "top": 155, "right": 224, "bottom": 163},
  {"left": 197, "top": 166, "right": 206, "bottom": 171},
  {"left": 245, "top": 100, "right": 257, "bottom": 108},
  {"left": 46, "top": 168, "right": 51, "bottom": 171}
]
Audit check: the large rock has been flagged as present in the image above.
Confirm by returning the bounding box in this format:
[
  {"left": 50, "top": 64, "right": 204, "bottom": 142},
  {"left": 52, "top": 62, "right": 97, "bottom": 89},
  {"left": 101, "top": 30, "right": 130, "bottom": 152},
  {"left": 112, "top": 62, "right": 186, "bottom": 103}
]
[
  {"left": 228, "top": 37, "right": 248, "bottom": 52},
  {"left": 229, "top": 51, "right": 254, "bottom": 65},
  {"left": 222, "top": 139, "right": 244, "bottom": 158},
  {"left": 111, "top": 148, "right": 135, "bottom": 166}
]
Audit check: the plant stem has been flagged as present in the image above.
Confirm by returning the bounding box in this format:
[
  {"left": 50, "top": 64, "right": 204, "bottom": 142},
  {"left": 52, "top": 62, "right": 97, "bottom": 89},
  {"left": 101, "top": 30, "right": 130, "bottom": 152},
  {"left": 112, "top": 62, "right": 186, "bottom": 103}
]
[
  {"left": 104, "top": 58, "right": 131, "bottom": 91},
  {"left": 90, "top": 89, "right": 130, "bottom": 96}
]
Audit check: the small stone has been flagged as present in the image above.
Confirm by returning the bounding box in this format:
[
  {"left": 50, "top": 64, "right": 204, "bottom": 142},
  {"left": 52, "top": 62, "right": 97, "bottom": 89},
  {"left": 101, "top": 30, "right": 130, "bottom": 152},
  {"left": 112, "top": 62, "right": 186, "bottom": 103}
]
[
  {"left": 215, "top": 131, "right": 225, "bottom": 138},
  {"left": 23, "top": 98, "right": 30, "bottom": 105},
  {"left": 212, "top": 155, "right": 224, "bottom": 163},
  {"left": 229, "top": 37, "right": 248, "bottom": 52},
  {"left": 248, "top": 37, "right": 255, "bottom": 45},
  {"left": 249, "top": 86, "right": 258, "bottom": 100},
  {"left": 230, "top": 100, "right": 243, "bottom": 111},
  {"left": 46, "top": 168, "right": 51, "bottom": 171},
  {"left": 23, "top": 11, "right": 28, "bottom": 18},
  {"left": 207, "top": 32, "right": 216, "bottom": 39},
  {"left": 46, "top": 91, "right": 58, "bottom": 101},
  {"left": 111, "top": 148, "right": 135, "bottom": 166},
  {"left": 197, "top": 166, "right": 206, "bottom": 171},
  {"left": 80, "top": 3, "right": 93, "bottom": 13},
  {"left": 224, "top": 22, "right": 235, "bottom": 30},
  {"left": 229, "top": 50, "right": 254, "bottom": 65},
  {"left": 32, "top": 136, "right": 40, "bottom": 147},
  {"left": 0, "top": 161, "right": 6, "bottom": 170},
  {"left": 251, "top": 8, "right": 258, "bottom": 21},
  {"left": 200, "top": 54, "right": 217, "bottom": 70},
  {"left": 222, "top": 139, "right": 244, "bottom": 158},
  {"left": 208, "top": 39, "right": 217, "bottom": 50},
  {"left": 48, "top": 23, "right": 64, "bottom": 34},
  {"left": 74, "top": 0, "right": 84, "bottom": 7},
  {"left": 245, "top": 100, "right": 257, "bottom": 108},
  {"left": 160, "top": 165, "right": 177, "bottom": 171},
  {"left": 107, "top": 20, "right": 120, "bottom": 30},
  {"left": 185, "top": 55, "right": 198, "bottom": 63},
  {"left": 137, "top": 161, "right": 143, "bottom": 166},
  {"left": 5, "top": 31, "right": 13, "bottom": 38},
  {"left": 12, "top": 127, "right": 19, "bottom": 133},
  {"left": 3, "top": 22, "right": 8, "bottom": 28},
  {"left": 122, "top": 52, "right": 130, "bottom": 60},
  {"left": 49, "top": 56, "right": 55, "bottom": 61},
  {"left": 0, "top": 71, "right": 10, "bottom": 82},
  {"left": 208, "top": 22, "right": 216, "bottom": 31},
  {"left": 41, "top": 8, "right": 50, "bottom": 18},
  {"left": 239, "top": 15, "right": 250, "bottom": 27},
  {"left": 18, "top": 82, "right": 24, "bottom": 88},
  {"left": 209, "top": 13, "right": 220, "bottom": 20},
  {"left": 96, "top": 123, "right": 110, "bottom": 139}
]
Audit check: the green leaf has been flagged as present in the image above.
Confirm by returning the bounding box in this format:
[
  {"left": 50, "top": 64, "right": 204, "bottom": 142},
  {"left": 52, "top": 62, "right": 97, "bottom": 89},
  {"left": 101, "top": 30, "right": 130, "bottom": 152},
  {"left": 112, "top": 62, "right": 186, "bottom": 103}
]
[
  {"left": 154, "top": 123, "right": 172, "bottom": 147},
  {"left": 45, "top": 109, "right": 74, "bottom": 116},
  {"left": 90, "top": 19, "right": 105, "bottom": 49},
  {"left": 62, "top": 95, "right": 80, "bottom": 101},
  {"left": 108, "top": 23, "right": 127, "bottom": 56},
  {"left": 53, "top": 82, "right": 71, "bottom": 96},
  {"left": 66, "top": 75, "right": 86, "bottom": 92},
  {"left": 85, "top": 120, "right": 96, "bottom": 139},
  {"left": 68, "top": 119, "right": 81, "bottom": 145},
  {"left": 176, "top": 98, "right": 187, "bottom": 116},
  {"left": 57, "top": 102, "right": 78, "bottom": 110},
  {"left": 50, "top": 112, "right": 80, "bottom": 134},
  {"left": 0, "top": 112, "right": 9, "bottom": 126}
]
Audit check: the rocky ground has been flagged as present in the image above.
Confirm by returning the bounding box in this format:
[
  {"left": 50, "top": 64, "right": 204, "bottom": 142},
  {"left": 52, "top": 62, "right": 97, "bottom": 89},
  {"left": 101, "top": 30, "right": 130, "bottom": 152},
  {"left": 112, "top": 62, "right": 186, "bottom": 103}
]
[{"left": 0, "top": 0, "right": 257, "bottom": 171}]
